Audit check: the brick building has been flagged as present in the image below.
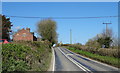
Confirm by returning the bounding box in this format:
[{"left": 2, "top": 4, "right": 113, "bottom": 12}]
[{"left": 13, "top": 28, "right": 37, "bottom": 41}]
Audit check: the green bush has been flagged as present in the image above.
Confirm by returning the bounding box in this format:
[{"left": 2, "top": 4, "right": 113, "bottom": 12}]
[
  {"left": 2, "top": 44, "right": 31, "bottom": 71},
  {"left": 2, "top": 41, "right": 52, "bottom": 72}
]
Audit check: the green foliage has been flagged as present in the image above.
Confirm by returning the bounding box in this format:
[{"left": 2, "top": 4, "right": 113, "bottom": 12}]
[
  {"left": 37, "top": 19, "right": 58, "bottom": 45},
  {"left": 0, "top": 15, "right": 12, "bottom": 40},
  {"left": 67, "top": 47, "right": 120, "bottom": 68},
  {"left": 97, "top": 37, "right": 112, "bottom": 48},
  {"left": 2, "top": 41, "right": 52, "bottom": 72},
  {"left": 2, "top": 44, "right": 31, "bottom": 71},
  {"left": 85, "top": 28, "right": 115, "bottom": 49},
  {"left": 62, "top": 44, "right": 119, "bottom": 58}
]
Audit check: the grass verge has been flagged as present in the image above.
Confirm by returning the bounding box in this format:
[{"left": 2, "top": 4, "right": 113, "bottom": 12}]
[{"left": 66, "top": 47, "right": 120, "bottom": 68}]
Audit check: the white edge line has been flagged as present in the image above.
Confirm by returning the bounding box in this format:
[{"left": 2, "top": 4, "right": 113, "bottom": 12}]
[
  {"left": 58, "top": 47, "right": 91, "bottom": 73},
  {"left": 64, "top": 47, "right": 119, "bottom": 70},
  {"left": 52, "top": 47, "right": 55, "bottom": 71}
]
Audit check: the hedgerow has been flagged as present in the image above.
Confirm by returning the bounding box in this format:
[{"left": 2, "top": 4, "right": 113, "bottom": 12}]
[
  {"left": 67, "top": 47, "right": 120, "bottom": 68},
  {"left": 2, "top": 41, "right": 52, "bottom": 72},
  {"left": 62, "top": 44, "right": 119, "bottom": 58}
]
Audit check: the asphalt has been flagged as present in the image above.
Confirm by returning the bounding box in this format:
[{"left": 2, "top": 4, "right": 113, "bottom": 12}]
[
  {"left": 54, "top": 47, "right": 119, "bottom": 72},
  {"left": 54, "top": 47, "right": 82, "bottom": 71}
]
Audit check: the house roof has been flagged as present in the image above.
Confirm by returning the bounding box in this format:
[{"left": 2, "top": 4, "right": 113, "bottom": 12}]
[{"left": 13, "top": 28, "right": 35, "bottom": 37}]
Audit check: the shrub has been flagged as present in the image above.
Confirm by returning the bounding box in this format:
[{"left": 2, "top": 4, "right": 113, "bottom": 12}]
[
  {"left": 67, "top": 47, "right": 120, "bottom": 68},
  {"left": 2, "top": 41, "right": 52, "bottom": 72},
  {"left": 2, "top": 44, "right": 31, "bottom": 71},
  {"left": 62, "top": 44, "right": 119, "bottom": 58},
  {"left": 97, "top": 48, "right": 119, "bottom": 58}
]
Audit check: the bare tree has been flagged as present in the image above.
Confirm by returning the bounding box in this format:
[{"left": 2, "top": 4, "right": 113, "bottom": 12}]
[
  {"left": 102, "top": 28, "right": 113, "bottom": 38},
  {"left": 112, "top": 34, "right": 118, "bottom": 47}
]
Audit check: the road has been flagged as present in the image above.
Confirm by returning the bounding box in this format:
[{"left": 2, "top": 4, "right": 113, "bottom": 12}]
[{"left": 53, "top": 47, "right": 119, "bottom": 73}]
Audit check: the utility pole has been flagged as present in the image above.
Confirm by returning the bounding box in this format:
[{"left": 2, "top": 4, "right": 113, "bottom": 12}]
[
  {"left": 70, "top": 29, "right": 72, "bottom": 44},
  {"left": 103, "top": 22, "right": 112, "bottom": 37}
]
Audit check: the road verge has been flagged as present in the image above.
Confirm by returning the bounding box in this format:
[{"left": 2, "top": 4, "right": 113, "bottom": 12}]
[
  {"left": 48, "top": 47, "right": 55, "bottom": 71},
  {"left": 65, "top": 47, "right": 119, "bottom": 69}
]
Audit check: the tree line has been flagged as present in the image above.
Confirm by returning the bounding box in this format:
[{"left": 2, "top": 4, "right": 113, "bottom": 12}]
[{"left": 1, "top": 14, "right": 118, "bottom": 49}]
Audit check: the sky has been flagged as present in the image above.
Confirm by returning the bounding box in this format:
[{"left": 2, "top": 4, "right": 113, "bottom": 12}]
[
  {"left": 1, "top": 0, "right": 120, "bottom": 2},
  {"left": 2, "top": 2, "right": 118, "bottom": 44}
]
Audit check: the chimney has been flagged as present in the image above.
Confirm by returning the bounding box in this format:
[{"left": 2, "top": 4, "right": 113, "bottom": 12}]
[{"left": 26, "top": 28, "right": 30, "bottom": 32}]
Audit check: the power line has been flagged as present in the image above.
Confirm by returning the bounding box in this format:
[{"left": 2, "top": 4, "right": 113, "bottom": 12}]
[{"left": 5, "top": 15, "right": 118, "bottom": 19}]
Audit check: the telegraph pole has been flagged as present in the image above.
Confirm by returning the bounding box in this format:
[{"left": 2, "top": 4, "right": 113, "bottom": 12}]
[
  {"left": 103, "top": 22, "right": 112, "bottom": 37},
  {"left": 70, "top": 29, "right": 72, "bottom": 44}
]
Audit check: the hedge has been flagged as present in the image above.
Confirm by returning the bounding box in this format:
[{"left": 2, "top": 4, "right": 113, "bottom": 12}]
[
  {"left": 62, "top": 44, "right": 119, "bottom": 58},
  {"left": 2, "top": 41, "right": 52, "bottom": 72}
]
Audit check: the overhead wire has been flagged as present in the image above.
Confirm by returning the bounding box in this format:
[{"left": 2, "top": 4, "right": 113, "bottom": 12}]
[{"left": 5, "top": 15, "right": 118, "bottom": 19}]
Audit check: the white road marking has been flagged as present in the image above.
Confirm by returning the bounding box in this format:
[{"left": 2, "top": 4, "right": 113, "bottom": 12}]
[
  {"left": 66, "top": 54, "right": 73, "bottom": 56},
  {"left": 63, "top": 47, "right": 118, "bottom": 71},
  {"left": 58, "top": 47, "right": 92, "bottom": 73},
  {"left": 52, "top": 47, "right": 55, "bottom": 71}
]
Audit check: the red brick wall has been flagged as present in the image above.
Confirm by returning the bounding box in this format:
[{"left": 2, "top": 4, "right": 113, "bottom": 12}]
[{"left": 13, "top": 29, "right": 33, "bottom": 41}]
